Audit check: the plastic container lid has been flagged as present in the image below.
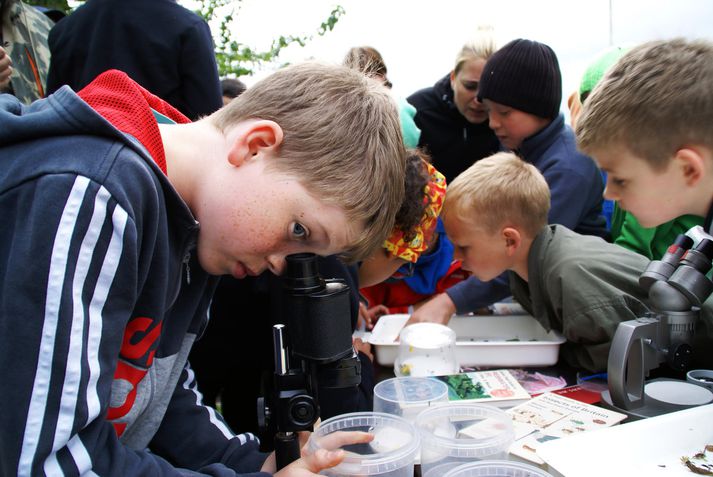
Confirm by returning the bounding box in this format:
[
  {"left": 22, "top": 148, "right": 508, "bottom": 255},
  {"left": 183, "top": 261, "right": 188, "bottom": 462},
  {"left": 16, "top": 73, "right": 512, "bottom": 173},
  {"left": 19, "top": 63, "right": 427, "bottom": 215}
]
[
  {"left": 442, "top": 460, "right": 554, "bottom": 477},
  {"left": 307, "top": 412, "right": 420, "bottom": 475},
  {"left": 374, "top": 377, "right": 449, "bottom": 408},
  {"left": 415, "top": 403, "right": 515, "bottom": 458},
  {"left": 399, "top": 323, "right": 456, "bottom": 349}
]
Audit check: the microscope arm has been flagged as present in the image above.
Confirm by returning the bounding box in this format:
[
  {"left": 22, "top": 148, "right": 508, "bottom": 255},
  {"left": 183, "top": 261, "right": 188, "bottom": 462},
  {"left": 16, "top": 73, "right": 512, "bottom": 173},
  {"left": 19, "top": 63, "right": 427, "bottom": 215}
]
[{"left": 608, "top": 317, "right": 660, "bottom": 410}]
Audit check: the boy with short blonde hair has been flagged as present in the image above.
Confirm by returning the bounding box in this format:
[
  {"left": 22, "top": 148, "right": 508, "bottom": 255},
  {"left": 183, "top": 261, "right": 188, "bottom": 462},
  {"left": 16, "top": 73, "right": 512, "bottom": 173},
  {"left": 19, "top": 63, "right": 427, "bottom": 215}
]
[
  {"left": 0, "top": 62, "right": 405, "bottom": 476},
  {"left": 443, "top": 152, "right": 549, "bottom": 239},
  {"left": 443, "top": 153, "right": 650, "bottom": 372}
]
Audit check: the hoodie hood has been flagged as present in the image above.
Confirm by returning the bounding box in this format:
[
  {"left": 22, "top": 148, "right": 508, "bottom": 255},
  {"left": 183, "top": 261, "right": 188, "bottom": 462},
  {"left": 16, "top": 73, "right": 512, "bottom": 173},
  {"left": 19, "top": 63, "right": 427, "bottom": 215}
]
[{"left": 0, "top": 70, "right": 190, "bottom": 174}]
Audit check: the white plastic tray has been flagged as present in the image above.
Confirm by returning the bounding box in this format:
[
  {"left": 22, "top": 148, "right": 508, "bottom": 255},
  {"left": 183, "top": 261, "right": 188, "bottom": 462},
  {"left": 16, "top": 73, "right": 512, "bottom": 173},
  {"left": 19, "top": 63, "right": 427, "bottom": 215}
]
[{"left": 366, "top": 314, "right": 566, "bottom": 368}]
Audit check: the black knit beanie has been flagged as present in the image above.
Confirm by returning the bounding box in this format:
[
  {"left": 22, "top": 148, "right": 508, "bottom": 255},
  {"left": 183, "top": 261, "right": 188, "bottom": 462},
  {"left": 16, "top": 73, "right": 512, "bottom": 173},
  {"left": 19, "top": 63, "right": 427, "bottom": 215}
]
[{"left": 478, "top": 39, "right": 562, "bottom": 119}]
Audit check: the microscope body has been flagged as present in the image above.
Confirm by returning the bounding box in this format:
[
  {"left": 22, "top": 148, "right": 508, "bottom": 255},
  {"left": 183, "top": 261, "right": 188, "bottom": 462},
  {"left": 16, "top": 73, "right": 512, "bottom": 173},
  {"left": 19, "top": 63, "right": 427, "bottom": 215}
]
[
  {"left": 258, "top": 253, "right": 361, "bottom": 469},
  {"left": 603, "top": 232, "right": 713, "bottom": 418}
]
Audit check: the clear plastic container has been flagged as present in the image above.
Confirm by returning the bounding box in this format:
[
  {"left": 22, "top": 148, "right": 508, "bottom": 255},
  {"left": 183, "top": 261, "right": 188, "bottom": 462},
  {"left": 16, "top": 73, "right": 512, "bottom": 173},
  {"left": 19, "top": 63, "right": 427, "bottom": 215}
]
[
  {"left": 373, "top": 377, "right": 449, "bottom": 423},
  {"left": 442, "top": 460, "right": 554, "bottom": 477},
  {"left": 394, "top": 323, "right": 459, "bottom": 377},
  {"left": 415, "top": 403, "right": 515, "bottom": 477},
  {"left": 307, "top": 412, "right": 420, "bottom": 476}
]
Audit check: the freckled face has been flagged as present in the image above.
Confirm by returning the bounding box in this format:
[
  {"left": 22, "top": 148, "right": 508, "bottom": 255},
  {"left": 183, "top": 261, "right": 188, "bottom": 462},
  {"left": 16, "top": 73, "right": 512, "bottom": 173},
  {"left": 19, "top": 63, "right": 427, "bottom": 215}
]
[
  {"left": 484, "top": 99, "right": 549, "bottom": 151},
  {"left": 193, "top": 158, "right": 360, "bottom": 278},
  {"left": 444, "top": 214, "right": 510, "bottom": 282},
  {"left": 451, "top": 58, "right": 488, "bottom": 124}
]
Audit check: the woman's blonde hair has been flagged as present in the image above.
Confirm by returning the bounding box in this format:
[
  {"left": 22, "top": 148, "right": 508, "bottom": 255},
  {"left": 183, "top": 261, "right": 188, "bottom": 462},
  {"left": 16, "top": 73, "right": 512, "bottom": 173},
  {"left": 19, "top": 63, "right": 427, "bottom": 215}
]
[{"left": 454, "top": 27, "right": 497, "bottom": 74}]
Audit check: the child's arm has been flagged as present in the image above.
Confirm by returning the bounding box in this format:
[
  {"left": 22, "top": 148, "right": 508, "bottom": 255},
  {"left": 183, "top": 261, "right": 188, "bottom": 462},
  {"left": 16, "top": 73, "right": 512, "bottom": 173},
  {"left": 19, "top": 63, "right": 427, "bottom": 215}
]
[
  {"left": 409, "top": 273, "right": 512, "bottom": 324},
  {"left": 149, "top": 362, "right": 270, "bottom": 473}
]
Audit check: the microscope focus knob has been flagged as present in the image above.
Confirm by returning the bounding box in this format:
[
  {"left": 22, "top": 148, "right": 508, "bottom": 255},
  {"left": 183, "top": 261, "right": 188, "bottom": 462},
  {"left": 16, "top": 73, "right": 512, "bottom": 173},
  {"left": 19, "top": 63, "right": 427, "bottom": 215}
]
[
  {"left": 288, "top": 395, "right": 318, "bottom": 428},
  {"left": 667, "top": 343, "right": 693, "bottom": 371}
]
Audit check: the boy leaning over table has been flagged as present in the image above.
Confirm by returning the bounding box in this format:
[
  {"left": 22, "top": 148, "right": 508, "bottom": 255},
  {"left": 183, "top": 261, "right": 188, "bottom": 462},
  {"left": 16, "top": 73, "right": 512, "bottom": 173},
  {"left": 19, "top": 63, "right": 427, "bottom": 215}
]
[
  {"left": 0, "top": 62, "right": 406, "bottom": 476},
  {"left": 441, "top": 152, "right": 650, "bottom": 372}
]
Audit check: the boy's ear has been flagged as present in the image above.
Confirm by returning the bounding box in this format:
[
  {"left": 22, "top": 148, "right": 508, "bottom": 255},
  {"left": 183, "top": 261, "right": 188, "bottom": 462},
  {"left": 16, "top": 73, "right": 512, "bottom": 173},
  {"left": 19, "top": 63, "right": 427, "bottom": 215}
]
[
  {"left": 227, "top": 120, "right": 284, "bottom": 167},
  {"left": 675, "top": 147, "right": 706, "bottom": 186},
  {"left": 502, "top": 227, "right": 522, "bottom": 256}
]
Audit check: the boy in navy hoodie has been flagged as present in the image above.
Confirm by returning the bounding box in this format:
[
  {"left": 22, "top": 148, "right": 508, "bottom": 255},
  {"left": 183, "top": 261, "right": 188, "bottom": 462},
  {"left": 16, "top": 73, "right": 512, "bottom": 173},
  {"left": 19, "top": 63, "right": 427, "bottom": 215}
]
[{"left": 0, "top": 63, "right": 406, "bottom": 476}]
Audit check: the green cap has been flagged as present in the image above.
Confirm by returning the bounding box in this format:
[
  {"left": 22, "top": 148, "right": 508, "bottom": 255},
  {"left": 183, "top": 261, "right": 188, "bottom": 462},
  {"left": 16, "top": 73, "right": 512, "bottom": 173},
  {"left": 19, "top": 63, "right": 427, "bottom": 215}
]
[{"left": 579, "top": 46, "right": 628, "bottom": 102}]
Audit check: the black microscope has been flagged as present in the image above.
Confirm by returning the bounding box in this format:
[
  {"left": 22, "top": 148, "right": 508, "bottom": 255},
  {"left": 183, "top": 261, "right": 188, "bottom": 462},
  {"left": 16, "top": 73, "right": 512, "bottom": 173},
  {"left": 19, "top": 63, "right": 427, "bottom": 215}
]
[{"left": 257, "top": 253, "right": 361, "bottom": 470}]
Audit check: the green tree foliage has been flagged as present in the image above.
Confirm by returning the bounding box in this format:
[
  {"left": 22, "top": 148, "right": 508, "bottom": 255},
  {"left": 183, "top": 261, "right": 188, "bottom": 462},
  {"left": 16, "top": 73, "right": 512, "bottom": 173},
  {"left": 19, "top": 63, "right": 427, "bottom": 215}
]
[
  {"left": 23, "top": 0, "right": 71, "bottom": 13},
  {"left": 194, "top": 0, "right": 345, "bottom": 77}
]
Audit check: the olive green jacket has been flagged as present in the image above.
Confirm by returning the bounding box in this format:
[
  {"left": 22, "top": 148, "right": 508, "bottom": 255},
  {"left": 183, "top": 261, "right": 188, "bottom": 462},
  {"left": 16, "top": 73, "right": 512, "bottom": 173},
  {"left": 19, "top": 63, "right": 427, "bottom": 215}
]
[{"left": 509, "top": 225, "right": 651, "bottom": 372}]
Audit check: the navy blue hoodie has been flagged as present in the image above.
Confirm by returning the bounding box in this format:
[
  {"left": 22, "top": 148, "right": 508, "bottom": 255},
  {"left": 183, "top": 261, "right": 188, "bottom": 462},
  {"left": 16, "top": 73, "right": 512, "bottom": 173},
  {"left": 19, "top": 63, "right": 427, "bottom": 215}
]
[{"left": 0, "top": 72, "right": 268, "bottom": 476}]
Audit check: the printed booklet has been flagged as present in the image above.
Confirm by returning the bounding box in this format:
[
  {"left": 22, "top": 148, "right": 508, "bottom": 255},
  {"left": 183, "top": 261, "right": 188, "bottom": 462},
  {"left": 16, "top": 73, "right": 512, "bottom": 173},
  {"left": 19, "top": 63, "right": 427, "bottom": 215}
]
[
  {"left": 432, "top": 369, "right": 531, "bottom": 408},
  {"left": 506, "top": 392, "right": 627, "bottom": 464}
]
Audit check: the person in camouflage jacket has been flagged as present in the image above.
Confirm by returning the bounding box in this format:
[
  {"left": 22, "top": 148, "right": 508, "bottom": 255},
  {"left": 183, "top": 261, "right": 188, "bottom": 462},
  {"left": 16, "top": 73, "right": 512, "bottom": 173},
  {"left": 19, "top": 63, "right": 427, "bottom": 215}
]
[{"left": 0, "top": 0, "right": 54, "bottom": 103}]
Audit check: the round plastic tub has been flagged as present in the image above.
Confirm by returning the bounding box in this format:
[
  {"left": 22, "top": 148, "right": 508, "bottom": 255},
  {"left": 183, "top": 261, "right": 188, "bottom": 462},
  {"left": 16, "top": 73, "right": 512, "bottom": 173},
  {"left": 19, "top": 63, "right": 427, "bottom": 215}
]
[
  {"left": 307, "top": 411, "right": 420, "bottom": 476},
  {"left": 442, "top": 460, "right": 554, "bottom": 477},
  {"left": 373, "top": 377, "right": 449, "bottom": 422},
  {"left": 415, "top": 403, "right": 515, "bottom": 477},
  {"left": 394, "top": 323, "right": 458, "bottom": 377}
]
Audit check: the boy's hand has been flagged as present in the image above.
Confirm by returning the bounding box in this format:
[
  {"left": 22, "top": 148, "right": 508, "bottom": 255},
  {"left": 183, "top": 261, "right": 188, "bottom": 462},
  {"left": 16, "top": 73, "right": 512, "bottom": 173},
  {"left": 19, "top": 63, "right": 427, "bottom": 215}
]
[
  {"left": 357, "top": 302, "right": 389, "bottom": 330},
  {"left": 406, "top": 293, "right": 455, "bottom": 326},
  {"left": 269, "top": 431, "right": 374, "bottom": 476},
  {"left": 270, "top": 448, "right": 345, "bottom": 476},
  {"left": 0, "top": 46, "right": 13, "bottom": 90},
  {"left": 353, "top": 337, "right": 373, "bottom": 362}
]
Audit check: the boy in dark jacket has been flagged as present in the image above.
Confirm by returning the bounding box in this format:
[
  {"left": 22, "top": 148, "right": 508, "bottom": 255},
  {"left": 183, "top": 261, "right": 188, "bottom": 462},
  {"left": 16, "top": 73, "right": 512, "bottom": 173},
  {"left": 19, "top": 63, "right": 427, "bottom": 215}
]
[
  {"left": 410, "top": 38, "right": 607, "bottom": 326},
  {"left": 0, "top": 63, "right": 406, "bottom": 476}
]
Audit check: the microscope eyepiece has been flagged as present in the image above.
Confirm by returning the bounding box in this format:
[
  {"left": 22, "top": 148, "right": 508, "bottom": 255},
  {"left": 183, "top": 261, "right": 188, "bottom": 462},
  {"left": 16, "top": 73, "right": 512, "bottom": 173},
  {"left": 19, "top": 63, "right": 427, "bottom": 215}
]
[
  {"left": 283, "top": 253, "right": 324, "bottom": 294},
  {"left": 694, "top": 238, "right": 713, "bottom": 262},
  {"left": 674, "top": 234, "right": 694, "bottom": 249}
]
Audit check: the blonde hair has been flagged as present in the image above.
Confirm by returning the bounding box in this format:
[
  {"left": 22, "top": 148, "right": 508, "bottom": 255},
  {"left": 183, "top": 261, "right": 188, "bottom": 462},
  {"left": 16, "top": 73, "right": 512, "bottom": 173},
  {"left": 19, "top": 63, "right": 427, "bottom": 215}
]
[
  {"left": 454, "top": 27, "right": 497, "bottom": 75},
  {"left": 210, "top": 62, "right": 406, "bottom": 262},
  {"left": 443, "top": 152, "right": 550, "bottom": 237},
  {"left": 576, "top": 38, "right": 713, "bottom": 171}
]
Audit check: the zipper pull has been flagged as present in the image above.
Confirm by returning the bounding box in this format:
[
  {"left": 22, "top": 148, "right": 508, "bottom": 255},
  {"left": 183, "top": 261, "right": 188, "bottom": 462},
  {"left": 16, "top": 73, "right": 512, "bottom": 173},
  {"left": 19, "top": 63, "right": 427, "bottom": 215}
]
[
  {"left": 463, "top": 127, "right": 467, "bottom": 141},
  {"left": 183, "top": 252, "right": 191, "bottom": 285}
]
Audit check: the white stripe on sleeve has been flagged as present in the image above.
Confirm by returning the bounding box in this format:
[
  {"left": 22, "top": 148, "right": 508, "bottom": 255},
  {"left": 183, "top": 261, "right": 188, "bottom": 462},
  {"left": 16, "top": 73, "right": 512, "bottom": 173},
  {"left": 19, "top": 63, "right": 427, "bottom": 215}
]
[
  {"left": 182, "top": 365, "right": 243, "bottom": 443},
  {"left": 18, "top": 176, "right": 91, "bottom": 477}
]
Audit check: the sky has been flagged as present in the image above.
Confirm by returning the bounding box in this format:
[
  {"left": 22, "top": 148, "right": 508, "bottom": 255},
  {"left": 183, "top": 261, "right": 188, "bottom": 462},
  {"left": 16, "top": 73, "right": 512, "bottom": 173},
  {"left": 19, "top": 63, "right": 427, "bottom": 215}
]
[{"left": 192, "top": 0, "right": 713, "bottom": 114}]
